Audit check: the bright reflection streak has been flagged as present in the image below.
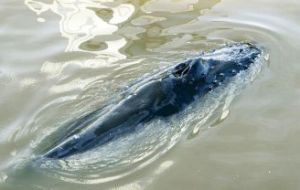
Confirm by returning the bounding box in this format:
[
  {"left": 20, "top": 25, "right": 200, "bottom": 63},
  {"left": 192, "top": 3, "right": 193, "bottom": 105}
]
[
  {"left": 24, "top": 0, "right": 135, "bottom": 61},
  {"left": 110, "top": 4, "right": 135, "bottom": 24}
]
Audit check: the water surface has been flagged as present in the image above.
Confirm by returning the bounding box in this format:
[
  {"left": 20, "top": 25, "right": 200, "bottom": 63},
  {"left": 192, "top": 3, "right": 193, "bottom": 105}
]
[{"left": 1, "top": 0, "right": 300, "bottom": 189}]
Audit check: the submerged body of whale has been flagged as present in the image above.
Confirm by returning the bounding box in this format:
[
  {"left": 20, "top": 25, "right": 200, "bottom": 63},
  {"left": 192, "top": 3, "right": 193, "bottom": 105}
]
[{"left": 43, "top": 43, "right": 262, "bottom": 159}]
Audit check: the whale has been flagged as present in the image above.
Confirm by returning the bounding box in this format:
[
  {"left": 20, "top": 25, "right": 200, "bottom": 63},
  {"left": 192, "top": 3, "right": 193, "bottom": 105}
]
[{"left": 43, "top": 42, "right": 262, "bottom": 159}]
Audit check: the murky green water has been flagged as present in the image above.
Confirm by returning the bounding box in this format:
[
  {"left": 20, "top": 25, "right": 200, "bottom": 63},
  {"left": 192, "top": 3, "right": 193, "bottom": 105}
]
[{"left": 1, "top": 0, "right": 300, "bottom": 189}]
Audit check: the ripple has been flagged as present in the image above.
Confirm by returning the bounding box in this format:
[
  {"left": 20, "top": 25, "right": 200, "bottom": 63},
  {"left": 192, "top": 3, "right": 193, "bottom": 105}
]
[
  {"left": 26, "top": 52, "right": 268, "bottom": 184},
  {"left": 1, "top": 0, "right": 285, "bottom": 189}
]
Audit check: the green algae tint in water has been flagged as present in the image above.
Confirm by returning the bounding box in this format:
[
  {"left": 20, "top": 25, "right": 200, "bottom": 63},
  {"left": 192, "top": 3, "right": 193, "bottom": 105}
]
[{"left": 0, "top": 0, "right": 300, "bottom": 190}]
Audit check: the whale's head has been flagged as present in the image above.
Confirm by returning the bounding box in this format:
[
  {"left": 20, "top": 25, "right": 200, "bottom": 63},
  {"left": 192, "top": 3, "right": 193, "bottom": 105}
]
[
  {"left": 172, "top": 43, "right": 262, "bottom": 87},
  {"left": 202, "top": 43, "right": 262, "bottom": 85}
]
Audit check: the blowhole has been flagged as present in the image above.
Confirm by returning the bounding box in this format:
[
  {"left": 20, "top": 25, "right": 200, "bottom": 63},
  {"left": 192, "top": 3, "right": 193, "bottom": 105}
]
[{"left": 172, "top": 63, "right": 191, "bottom": 77}]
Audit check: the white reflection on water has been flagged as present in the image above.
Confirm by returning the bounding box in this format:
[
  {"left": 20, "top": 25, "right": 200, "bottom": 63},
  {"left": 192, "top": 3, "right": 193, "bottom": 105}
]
[
  {"left": 24, "top": 0, "right": 219, "bottom": 60},
  {"left": 25, "top": 0, "right": 135, "bottom": 61}
]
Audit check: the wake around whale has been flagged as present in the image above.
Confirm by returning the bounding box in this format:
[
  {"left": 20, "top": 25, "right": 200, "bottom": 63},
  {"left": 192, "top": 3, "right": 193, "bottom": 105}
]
[{"left": 43, "top": 42, "right": 262, "bottom": 159}]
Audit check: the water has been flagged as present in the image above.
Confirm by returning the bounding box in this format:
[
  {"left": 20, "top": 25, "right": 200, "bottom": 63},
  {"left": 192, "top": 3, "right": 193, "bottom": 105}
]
[{"left": 0, "top": 0, "right": 299, "bottom": 189}]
